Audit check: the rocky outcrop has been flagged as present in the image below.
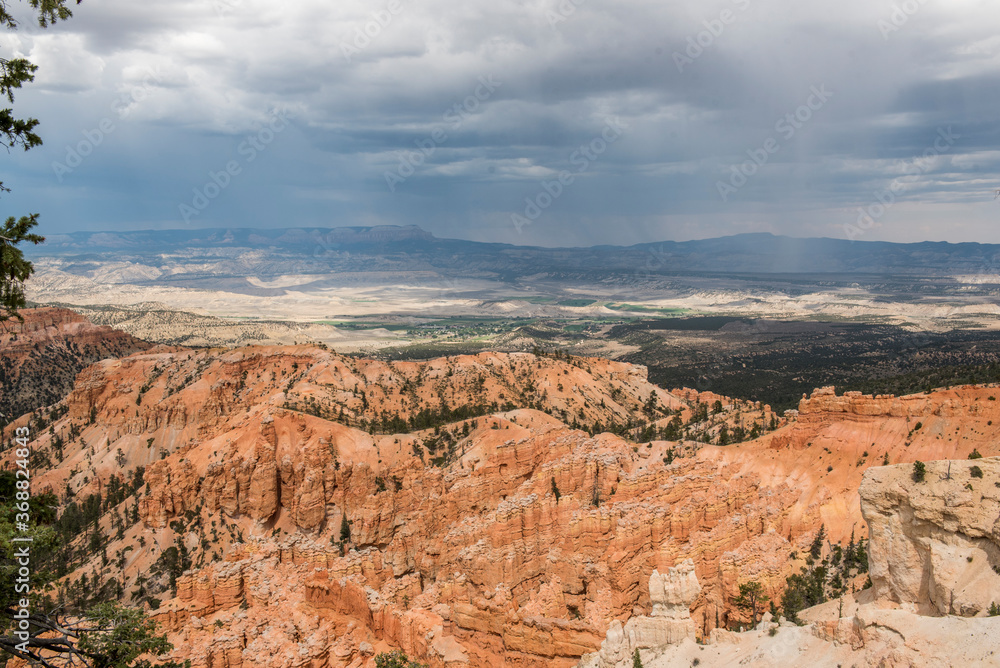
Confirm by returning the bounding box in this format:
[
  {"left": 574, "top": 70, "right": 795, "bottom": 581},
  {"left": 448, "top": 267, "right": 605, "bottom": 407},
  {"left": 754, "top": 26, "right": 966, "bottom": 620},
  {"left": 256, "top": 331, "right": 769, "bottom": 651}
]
[
  {"left": 860, "top": 457, "right": 1000, "bottom": 616},
  {"left": 579, "top": 560, "right": 701, "bottom": 668},
  {"left": 596, "top": 460, "right": 1000, "bottom": 667},
  {"left": 797, "top": 386, "right": 929, "bottom": 419},
  {"left": 648, "top": 561, "right": 701, "bottom": 623},
  {"left": 13, "top": 343, "right": 1000, "bottom": 668},
  {"left": 781, "top": 385, "right": 1000, "bottom": 453},
  {"left": 0, "top": 306, "right": 151, "bottom": 425}
]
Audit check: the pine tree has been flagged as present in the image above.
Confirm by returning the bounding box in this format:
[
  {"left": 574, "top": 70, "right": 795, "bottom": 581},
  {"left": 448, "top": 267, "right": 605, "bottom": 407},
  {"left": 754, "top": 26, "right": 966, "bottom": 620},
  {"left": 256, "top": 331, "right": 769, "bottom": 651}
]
[
  {"left": 0, "top": 0, "right": 79, "bottom": 321},
  {"left": 810, "top": 525, "right": 826, "bottom": 560},
  {"left": 733, "top": 581, "right": 769, "bottom": 625},
  {"left": 340, "top": 512, "right": 351, "bottom": 542},
  {"left": 844, "top": 528, "right": 856, "bottom": 570}
]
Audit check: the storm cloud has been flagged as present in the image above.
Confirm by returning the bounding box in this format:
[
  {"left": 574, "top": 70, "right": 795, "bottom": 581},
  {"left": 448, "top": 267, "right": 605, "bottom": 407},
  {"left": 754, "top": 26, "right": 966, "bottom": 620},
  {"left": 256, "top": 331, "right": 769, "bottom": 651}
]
[{"left": 2, "top": 0, "right": 999, "bottom": 246}]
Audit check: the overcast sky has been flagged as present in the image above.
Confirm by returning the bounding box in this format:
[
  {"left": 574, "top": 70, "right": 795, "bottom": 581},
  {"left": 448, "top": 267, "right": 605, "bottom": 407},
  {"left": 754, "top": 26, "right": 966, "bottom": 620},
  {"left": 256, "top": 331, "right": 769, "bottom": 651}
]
[{"left": 1, "top": 0, "right": 999, "bottom": 247}]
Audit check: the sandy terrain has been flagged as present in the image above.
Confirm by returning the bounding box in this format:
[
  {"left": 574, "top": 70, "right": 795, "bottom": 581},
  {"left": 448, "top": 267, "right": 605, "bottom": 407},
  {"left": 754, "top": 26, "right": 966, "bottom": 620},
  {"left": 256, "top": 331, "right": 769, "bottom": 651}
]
[{"left": 27, "top": 261, "right": 1000, "bottom": 334}]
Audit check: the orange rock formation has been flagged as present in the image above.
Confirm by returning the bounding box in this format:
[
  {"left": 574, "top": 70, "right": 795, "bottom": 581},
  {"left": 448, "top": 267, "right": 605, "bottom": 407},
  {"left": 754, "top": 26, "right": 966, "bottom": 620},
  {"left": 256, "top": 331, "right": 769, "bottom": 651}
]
[{"left": 5, "top": 335, "right": 1000, "bottom": 667}]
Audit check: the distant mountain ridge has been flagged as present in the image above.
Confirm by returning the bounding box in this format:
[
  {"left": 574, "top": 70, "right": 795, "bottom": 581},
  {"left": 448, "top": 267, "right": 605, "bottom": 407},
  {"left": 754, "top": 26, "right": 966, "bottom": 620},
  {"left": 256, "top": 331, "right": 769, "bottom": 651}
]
[{"left": 28, "top": 226, "right": 1000, "bottom": 278}]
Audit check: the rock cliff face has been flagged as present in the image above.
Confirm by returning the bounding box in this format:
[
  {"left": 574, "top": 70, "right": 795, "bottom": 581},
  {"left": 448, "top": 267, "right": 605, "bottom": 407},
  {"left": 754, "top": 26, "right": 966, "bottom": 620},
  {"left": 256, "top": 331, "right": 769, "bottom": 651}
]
[
  {"left": 579, "top": 561, "right": 700, "bottom": 668},
  {"left": 587, "top": 458, "right": 1000, "bottom": 667},
  {"left": 7, "top": 343, "right": 1000, "bottom": 667},
  {"left": 134, "top": 402, "right": 802, "bottom": 666},
  {"left": 0, "top": 307, "right": 151, "bottom": 425},
  {"left": 750, "top": 384, "right": 1000, "bottom": 543},
  {"left": 860, "top": 457, "right": 1000, "bottom": 617}
]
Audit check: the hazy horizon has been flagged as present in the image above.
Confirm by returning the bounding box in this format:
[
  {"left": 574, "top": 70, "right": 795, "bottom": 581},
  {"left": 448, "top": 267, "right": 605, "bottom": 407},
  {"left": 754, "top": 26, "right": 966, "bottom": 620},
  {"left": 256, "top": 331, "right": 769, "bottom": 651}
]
[{"left": 28, "top": 223, "right": 1000, "bottom": 251}]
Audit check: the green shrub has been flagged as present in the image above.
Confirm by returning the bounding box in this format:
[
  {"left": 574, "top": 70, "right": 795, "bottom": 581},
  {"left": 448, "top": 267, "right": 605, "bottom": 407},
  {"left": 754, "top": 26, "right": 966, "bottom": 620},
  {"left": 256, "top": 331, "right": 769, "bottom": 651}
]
[
  {"left": 912, "top": 461, "right": 926, "bottom": 483},
  {"left": 971, "top": 466, "right": 984, "bottom": 478},
  {"left": 375, "top": 650, "right": 427, "bottom": 668}
]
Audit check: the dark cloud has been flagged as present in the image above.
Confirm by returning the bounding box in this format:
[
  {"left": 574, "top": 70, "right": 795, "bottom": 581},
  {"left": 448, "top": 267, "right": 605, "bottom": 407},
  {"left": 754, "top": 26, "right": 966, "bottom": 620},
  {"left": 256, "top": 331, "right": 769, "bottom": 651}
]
[{"left": 1, "top": 0, "right": 998, "bottom": 247}]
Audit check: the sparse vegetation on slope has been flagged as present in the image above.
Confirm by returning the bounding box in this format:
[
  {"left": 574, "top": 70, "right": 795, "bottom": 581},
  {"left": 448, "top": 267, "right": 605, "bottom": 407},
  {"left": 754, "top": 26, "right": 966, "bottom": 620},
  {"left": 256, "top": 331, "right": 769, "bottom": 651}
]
[{"left": 6, "top": 338, "right": 1000, "bottom": 666}]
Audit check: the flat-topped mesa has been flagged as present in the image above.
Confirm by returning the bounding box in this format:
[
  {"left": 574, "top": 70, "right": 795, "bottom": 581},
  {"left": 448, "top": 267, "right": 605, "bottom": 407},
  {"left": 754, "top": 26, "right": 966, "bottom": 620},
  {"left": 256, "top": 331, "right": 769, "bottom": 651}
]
[
  {"left": 579, "top": 560, "right": 701, "bottom": 668},
  {"left": 5, "top": 305, "right": 87, "bottom": 331},
  {"left": 0, "top": 306, "right": 147, "bottom": 349},
  {"left": 860, "top": 457, "right": 1000, "bottom": 617},
  {"left": 797, "top": 386, "right": 926, "bottom": 419}
]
